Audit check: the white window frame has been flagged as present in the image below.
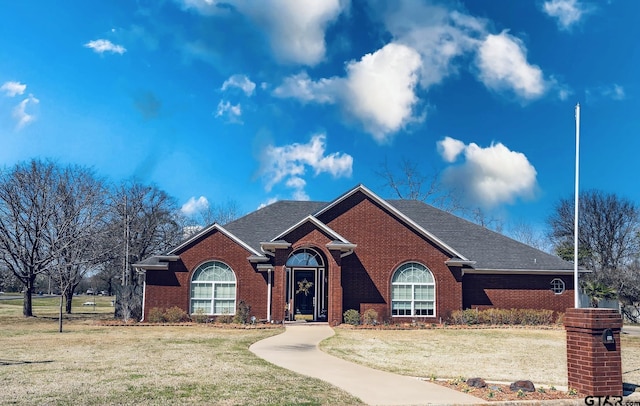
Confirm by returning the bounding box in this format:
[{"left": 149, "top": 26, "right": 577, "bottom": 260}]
[
  {"left": 190, "top": 261, "right": 237, "bottom": 315},
  {"left": 391, "top": 262, "right": 435, "bottom": 317},
  {"left": 550, "top": 278, "right": 565, "bottom": 295}
]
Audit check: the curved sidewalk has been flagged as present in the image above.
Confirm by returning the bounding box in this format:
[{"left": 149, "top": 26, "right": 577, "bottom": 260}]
[{"left": 249, "top": 323, "right": 482, "bottom": 405}]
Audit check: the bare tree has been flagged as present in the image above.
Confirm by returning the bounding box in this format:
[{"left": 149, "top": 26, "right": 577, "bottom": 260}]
[
  {"left": 376, "top": 157, "right": 505, "bottom": 231},
  {"left": 46, "top": 165, "right": 110, "bottom": 328},
  {"left": 548, "top": 190, "right": 640, "bottom": 307},
  {"left": 198, "top": 200, "right": 240, "bottom": 226},
  {"left": 180, "top": 199, "right": 242, "bottom": 239},
  {"left": 507, "top": 221, "right": 551, "bottom": 252},
  {"left": 548, "top": 190, "right": 639, "bottom": 272},
  {"left": 108, "top": 181, "right": 183, "bottom": 321},
  {"left": 376, "top": 158, "right": 463, "bottom": 212},
  {"left": 0, "top": 160, "right": 60, "bottom": 317}
]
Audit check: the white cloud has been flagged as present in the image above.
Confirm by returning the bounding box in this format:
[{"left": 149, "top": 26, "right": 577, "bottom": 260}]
[
  {"left": 261, "top": 133, "right": 352, "bottom": 199},
  {"left": 84, "top": 39, "right": 127, "bottom": 55},
  {"left": 476, "top": 31, "right": 546, "bottom": 100},
  {"left": 381, "top": 1, "right": 485, "bottom": 89},
  {"left": 221, "top": 74, "right": 256, "bottom": 96},
  {"left": 1, "top": 81, "right": 27, "bottom": 97},
  {"left": 437, "top": 136, "right": 466, "bottom": 162},
  {"left": 181, "top": 196, "right": 209, "bottom": 216},
  {"left": 178, "top": 0, "right": 347, "bottom": 65},
  {"left": 215, "top": 100, "right": 242, "bottom": 123},
  {"left": 440, "top": 138, "right": 537, "bottom": 207},
  {"left": 258, "top": 197, "right": 279, "bottom": 209},
  {"left": 13, "top": 94, "right": 39, "bottom": 129},
  {"left": 542, "top": 0, "right": 590, "bottom": 30},
  {"left": 273, "top": 72, "right": 338, "bottom": 103},
  {"left": 343, "top": 43, "right": 422, "bottom": 142},
  {"left": 274, "top": 43, "right": 422, "bottom": 142},
  {"left": 237, "top": 0, "right": 346, "bottom": 65}
]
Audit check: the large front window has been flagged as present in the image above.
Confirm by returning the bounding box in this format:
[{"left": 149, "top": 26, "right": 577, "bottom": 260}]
[
  {"left": 391, "top": 262, "right": 435, "bottom": 317},
  {"left": 190, "top": 261, "right": 236, "bottom": 315}
]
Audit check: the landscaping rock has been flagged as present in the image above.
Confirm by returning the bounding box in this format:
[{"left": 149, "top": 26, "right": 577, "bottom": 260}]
[
  {"left": 510, "top": 380, "right": 535, "bottom": 392},
  {"left": 467, "top": 378, "right": 487, "bottom": 388}
]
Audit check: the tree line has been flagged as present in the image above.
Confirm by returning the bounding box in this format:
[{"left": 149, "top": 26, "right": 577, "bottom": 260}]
[{"left": 0, "top": 159, "right": 238, "bottom": 328}]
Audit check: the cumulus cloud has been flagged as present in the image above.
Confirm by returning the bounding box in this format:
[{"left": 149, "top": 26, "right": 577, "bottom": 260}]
[
  {"left": 181, "top": 196, "right": 209, "bottom": 216},
  {"left": 221, "top": 74, "right": 256, "bottom": 96},
  {"left": 343, "top": 43, "right": 422, "bottom": 142},
  {"left": 1, "top": 81, "right": 27, "bottom": 97},
  {"left": 177, "top": 0, "right": 346, "bottom": 65},
  {"left": 475, "top": 31, "right": 546, "bottom": 100},
  {"left": 542, "top": 0, "right": 590, "bottom": 30},
  {"left": 381, "top": 1, "right": 485, "bottom": 88},
  {"left": 260, "top": 133, "right": 352, "bottom": 199},
  {"left": 274, "top": 43, "right": 422, "bottom": 142},
  {"left": 84, "top": 39, "right": 127, "bottom": 54},
  {"left": 437, "top": 136, "right": 466, "bottom": 162},
  {"left": 13, "top": 94, "right": 39, "bottom": 129},
  {"left": 241, "top": 0, "right": 346, "bottom": 65},
  {"left": 215, "top": 100, "right": 242, "bottom": 123},
  {"left": 438, "top": 137, "right": 537, "bottom": 207}
]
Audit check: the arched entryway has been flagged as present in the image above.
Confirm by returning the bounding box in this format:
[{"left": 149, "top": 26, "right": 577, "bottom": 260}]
[{"left": 285, "top": 247, "right": 328, "bottom": 321}]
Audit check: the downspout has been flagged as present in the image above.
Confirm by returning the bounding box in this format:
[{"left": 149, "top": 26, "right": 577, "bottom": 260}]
[
  {"left": 267, "top": 269, "right": 272, "bottom": 322},
  {"left": 140, "top": 277, "right": 146, "bottom": 322}
]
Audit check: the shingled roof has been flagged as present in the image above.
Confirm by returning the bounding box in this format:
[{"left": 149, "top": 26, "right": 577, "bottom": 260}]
[
  {"left": 160, "top": 185, "right": 572, "bottom": 273},
  {"left": 386, "top": 200, "right": 572, "bottom": 271}
]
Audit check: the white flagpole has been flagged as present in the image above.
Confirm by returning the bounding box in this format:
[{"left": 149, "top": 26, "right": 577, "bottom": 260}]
[{"left": 574, "top": 103, "right": 580, "bottom": 308}]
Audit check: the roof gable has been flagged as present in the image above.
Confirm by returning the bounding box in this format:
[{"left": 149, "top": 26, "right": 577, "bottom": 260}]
[
  {"left": 314, "top": 184, "right": 470, "bottom": 261},
  {"left": 168, "top": 223, "right": 261, "bottom": 257},
  {"left": 271, "top": 215, "right": 353, "bottom": 244}
]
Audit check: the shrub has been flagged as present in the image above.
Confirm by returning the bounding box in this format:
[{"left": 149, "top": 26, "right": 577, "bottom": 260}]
[
  {"left": 191, "top": 308, "right": 208, "bottom": 323},
  {"left": 148, "top": 307, "right": 165, "bottom": 323},
  {"left": 164, "top": 306, "right": 189, "bottom": 323},
  {"left": 450, "top": 309, "right": 480, "bottom": 325},
  {"left": 362, "top": 308, "right": 378, "bottom": 325},
  {"left": 449, "top": 308, "right": 560, "bottom": 326},
  {"left": 217, "top": 311, "right": 233, "bottom": 324},
  {"left": 343, "top": 309, "right": 360, "bottom": 325},
  {"left": 233, "top": 300, "right": 251, "bottom": 324}
]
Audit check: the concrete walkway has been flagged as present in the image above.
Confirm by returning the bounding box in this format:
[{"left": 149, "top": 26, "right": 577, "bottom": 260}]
[{"left": 249, "top": 323, "right": 483, "bottom": 405}]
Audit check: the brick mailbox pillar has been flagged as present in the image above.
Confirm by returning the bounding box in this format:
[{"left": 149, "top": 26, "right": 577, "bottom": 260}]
[{"left": 564, "top": 308, "right": 623, "bottom": 396}]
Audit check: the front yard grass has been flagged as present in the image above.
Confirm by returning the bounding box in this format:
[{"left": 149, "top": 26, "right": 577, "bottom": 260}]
[
  {"left": 321, "top": 326, "right": 640, "bottom": 388},
  {"left": 0, "top": 298, "right": 362, "bottom": 406}
]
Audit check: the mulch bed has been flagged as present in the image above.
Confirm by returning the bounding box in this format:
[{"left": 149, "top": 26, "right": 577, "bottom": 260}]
[{"left": 431, "top": 378, "right": 582, "bottom": 402}]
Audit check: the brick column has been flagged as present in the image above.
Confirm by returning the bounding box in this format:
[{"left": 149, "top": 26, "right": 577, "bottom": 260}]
[
  {"left": 328, "top": 253, "right": 343, "bottom": 326},
  {"left": 564, "top": 308, "right": 623, "bottom": 396}
]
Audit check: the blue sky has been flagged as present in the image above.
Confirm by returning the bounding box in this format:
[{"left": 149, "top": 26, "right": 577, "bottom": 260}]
[{"left": 1, "top": 0, "right": 638, "bottom": 235}]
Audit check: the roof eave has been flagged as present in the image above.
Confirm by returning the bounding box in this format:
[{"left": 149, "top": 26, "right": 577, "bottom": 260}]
[{"left": 465, "top": 268, "right": 586, "bottom": 275}]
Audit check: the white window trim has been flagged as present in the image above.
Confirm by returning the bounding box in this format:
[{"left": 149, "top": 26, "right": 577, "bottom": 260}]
[
  {"left": 391, "top": 262, "right": 436, "bottom": 318},
  {"left": 550, "top": 278, "right": 565, "bottom": 295},
  {"left": 190, "top": 261, "right": 237, "bottom": 316}
]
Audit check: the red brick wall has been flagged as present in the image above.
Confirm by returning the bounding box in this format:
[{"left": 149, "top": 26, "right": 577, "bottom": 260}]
[
  {"left": 143, "top": 229, "right": 267, "bottom": 321},
  {"left": 319, "top": 192, "right": 463, "bottom": 323},
  {"left": 462, "top": 274, "right": 574, "bottom": 312},
  {"left": 564, "top": 308, "right": 623, "bottom": 396}
]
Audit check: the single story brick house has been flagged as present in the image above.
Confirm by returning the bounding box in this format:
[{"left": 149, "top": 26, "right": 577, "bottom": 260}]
[{"left": 134, "top": 184, "right": 576, "bottom": 325}]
